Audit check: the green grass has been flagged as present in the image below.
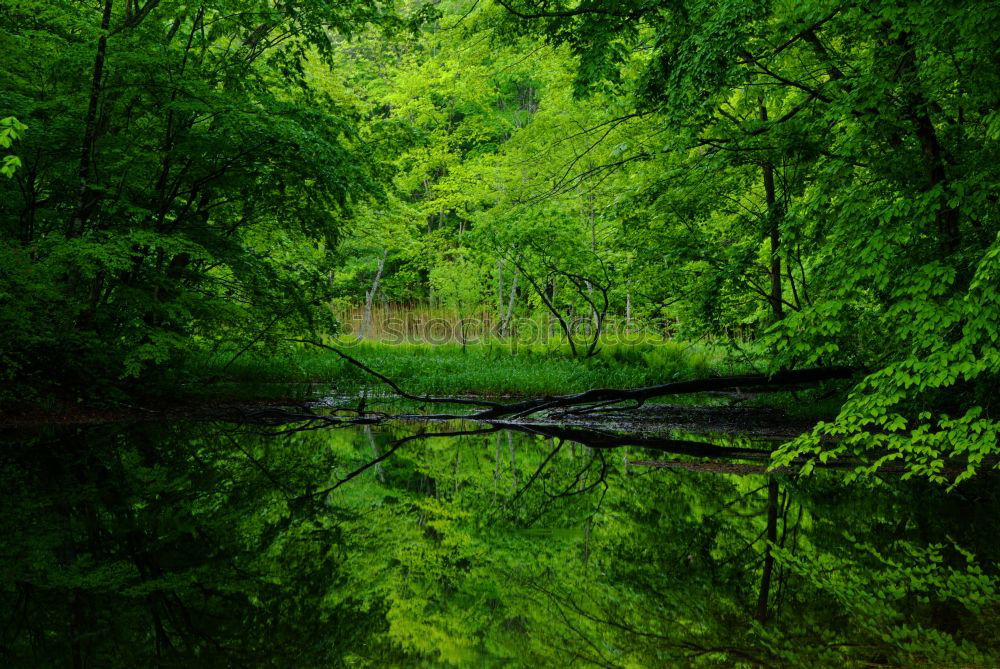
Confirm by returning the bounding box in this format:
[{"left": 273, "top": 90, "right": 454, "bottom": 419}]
[
  {"left": 165, "top": 338, "right": 854, "bottom": 419},
  {"left": 174, "top": 338, "right": 735, "bottom": 401}
]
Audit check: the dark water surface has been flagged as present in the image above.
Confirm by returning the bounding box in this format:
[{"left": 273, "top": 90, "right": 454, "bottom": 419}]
[{"left": 1, "top": 417, "right": 997, "bottom": 667}]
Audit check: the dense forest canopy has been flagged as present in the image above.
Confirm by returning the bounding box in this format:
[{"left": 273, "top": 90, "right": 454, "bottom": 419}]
[{"left": 2, "top": 3, "right": 1000, "bottom": 471}]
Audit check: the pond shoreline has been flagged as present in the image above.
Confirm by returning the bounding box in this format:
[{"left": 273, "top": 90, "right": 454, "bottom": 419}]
[{"left": 0, "top": 393, "right": 825, "bottom": 442}]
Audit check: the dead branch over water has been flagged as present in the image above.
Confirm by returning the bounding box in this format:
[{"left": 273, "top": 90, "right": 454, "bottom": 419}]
[{"left": 291, "top": 338, "right": 857, "bottom": 420}]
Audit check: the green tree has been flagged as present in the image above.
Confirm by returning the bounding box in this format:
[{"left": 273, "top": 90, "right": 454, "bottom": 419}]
[
  {"left": 486, "top": 0, "right": 1000, "bottom": 481},
  {"left": 0, "top": 0, "right": 402, "bottom": 400}
]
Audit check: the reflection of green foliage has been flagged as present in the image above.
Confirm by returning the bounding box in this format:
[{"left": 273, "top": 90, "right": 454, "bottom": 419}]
[
  {"left": 770, "top": 539, "right": 997, "bottom": 667},
  {"left": 3, "top": 421, "right": 996, "bottom": 667}
]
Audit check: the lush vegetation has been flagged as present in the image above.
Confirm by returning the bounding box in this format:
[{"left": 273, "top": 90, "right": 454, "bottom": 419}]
[
  {"left": 182, "top": 338, "right": 717, "bottom": 400},
  {"left": 2, "top": 3, "right": 1000, "bottom": 663},
  {"left": 4, "top": 0, "right": 998, "bottom": 482}
]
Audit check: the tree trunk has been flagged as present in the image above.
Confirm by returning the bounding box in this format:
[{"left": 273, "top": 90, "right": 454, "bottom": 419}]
[
  {"left": 359, "top": 250, "right": 387, "bottom": 340},
  {"left": 71, "top": 0, "right": 115, "bottom": 237},
  {"left": 626, "top": 292, "right": 632, "bottom": 335},
  {"left": 546, "top": 279, "right": 555, "bottom": 343},
  {"left": 500, "top": 265, "right": 518, "bottom": 336},
  {"left": 888, "top": 31, "right": 959, "bottom": 254},
  {"left": 759, "top": 101, "right": 784, "bottom": 322},
  {"left": 496, "top": 259, "right": 504, "bottom": 333}
]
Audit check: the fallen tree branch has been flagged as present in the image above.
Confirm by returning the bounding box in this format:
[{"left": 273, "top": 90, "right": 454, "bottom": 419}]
[
  {"left": 291, "top": 339, "right": 857, "bottom": 420},
  {"left": 472, "top": 366, "right": 858, "bottom": 419},
  {"left": 289, "top": 339, "right": 503, "bottom": 408}
]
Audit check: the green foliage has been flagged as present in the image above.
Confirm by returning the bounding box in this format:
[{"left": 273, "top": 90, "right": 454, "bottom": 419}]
[
  {"left": 4, "top": 3, "right": 1000, "bottom": 665},
  {"left": 0, "top": 0, "right": 397, "bottom": 403},
  {"left": 473, "top": 0, "right": 1000, "bottom": 482},
  {"left": 0, "top": 116, "right": 25, "bottom": 177}
]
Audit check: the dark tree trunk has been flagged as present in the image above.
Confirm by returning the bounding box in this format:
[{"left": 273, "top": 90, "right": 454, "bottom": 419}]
[
  {"left": 895, "top": 31, "right": 959, "bottom": 254},
  {"left": 71, "top": 0, "right": 115, "bottom": 237},
  {"left": 759, "top": 101, "right": 784, "bottom": 322}
]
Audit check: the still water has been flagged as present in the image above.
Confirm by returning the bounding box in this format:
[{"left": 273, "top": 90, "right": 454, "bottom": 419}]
[{"left": 0, "top": 417, "right": 997, "bottom": 667}]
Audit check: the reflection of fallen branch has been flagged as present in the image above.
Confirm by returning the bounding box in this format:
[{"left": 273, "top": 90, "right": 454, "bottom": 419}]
[
  {"left": 229, "top": 407, "right": 996, "bottom": 486},
  {"left": 497, "top": 422, "right": 774, "bottom": 459},
  {"left": 234, "top": 408, "right": 778, "bottom": 462},
  {"left": 295, "top": 426, "right": 502, "bottom": 501}
]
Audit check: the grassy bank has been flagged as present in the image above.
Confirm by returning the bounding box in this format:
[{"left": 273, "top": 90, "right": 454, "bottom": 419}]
[
  {"left": 4, "top": 338, "right": 849, "bottom": 420},
  {"left": 175, "top": 338, "right": 736, "bottom": 401}
]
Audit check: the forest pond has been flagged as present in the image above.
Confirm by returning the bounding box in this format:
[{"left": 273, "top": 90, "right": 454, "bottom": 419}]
[{"left": 1, "top": 413, "right": 997, "bottom": 667}]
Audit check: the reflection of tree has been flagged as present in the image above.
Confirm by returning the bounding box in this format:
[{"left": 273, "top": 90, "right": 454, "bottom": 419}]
[
  {"left": 344, "top": 424, "right": 999, "bottom": 667},
  {"left": 0, "top": 423, "right": 390, "bottom": 667},
  {"left": 756, "top": 476, "right": 779, "bottom": 622},
  {"left": 1, "top": 421, "right": 997, "bottom": 667}
]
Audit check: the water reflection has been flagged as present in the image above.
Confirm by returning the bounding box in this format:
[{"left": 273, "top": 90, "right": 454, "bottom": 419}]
[{"left": 0, "top": 420, "right": 996, "bottom": 667}]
